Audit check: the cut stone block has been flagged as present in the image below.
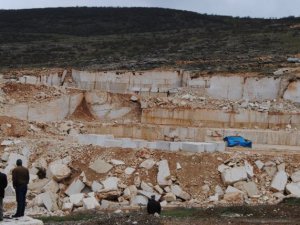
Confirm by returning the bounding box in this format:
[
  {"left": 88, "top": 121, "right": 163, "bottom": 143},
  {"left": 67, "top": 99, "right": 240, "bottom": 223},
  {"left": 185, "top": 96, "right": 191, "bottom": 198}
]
[
  {"left": 62, "top": 202, "right": 73, "bottom": 212},
  {"left": 181, "top": 142, "right": 205, "bottom": 153},
  {"left": 131, "top": 195, "right": 148, "bottom": 206},
  {"left": 171, "top": 185, "right": 191, "bottom": 200},
  {"left": 255, "top": 160, "right": 264, "bottom": 170},
  {"left": 42, "top": 180, "right": 59, "bottom": 193},
  {"left": 244, "top": 160, "right": 254, "bottom": 178}
]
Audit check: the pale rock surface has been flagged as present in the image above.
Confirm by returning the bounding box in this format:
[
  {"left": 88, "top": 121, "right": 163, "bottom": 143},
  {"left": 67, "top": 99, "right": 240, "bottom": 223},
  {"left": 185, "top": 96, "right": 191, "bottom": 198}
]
[
  {"left": 125, "top": 167, "right": 135, "bottom": 175},
  {"left": 101, "top": 177, "right": 119, "bottom": 191},
  {"left": 234, "top": 181, "right": 258, "bottom": 197},
  {"left": 111, "top": 159, "right": 125, "bottom": 165},
  {"left": 83, "top": 196, "right": 100, "bottom": 209},
  {"left": 286, "top": 182, "right": 300, "bottom": 197},
  {"left": 255, "top": 160, "right": 264, "bottom": 170},
  {"left": 271, "top": 171, "right": 288, "bottom": 192},
  {"left": 123, "top": 185, "right": 138, "bottom": 199},
  {"left": 141, "top": 181, "right": 154, "bottom": 192},
  {"left": 91, "top": 181, "right": 103, "bottom": 192},
  {"left": 244, "top": 160, "right": 254, "bottom": 178},
  {"left": 62, "top": 202, "right": 73, "bottom": 211},
  {"left": 171, "top": 185, "right": 191, "bottom": 200},
  {"left": 47, "top": 162, "right": 71, "bottom": 181},
  {"left": 131, "top": 195, "right": 148, "bottom": 206},
  {"left": 139, "top": 159, "right": 156, "bottom": 169},
  {"left": 40, "top": 192, "right": 58, "bottom": 212},
  {"left": 65, "top": 178, "right": 85, "bottom": 196},
  {"left": 291, "top": 170, "right": 300, "bottom": 183},
  {"left": 42, "top": 179, "right": 59, "bottom": 193},
  {"left": 163, "top": 192, "right": 176, "bottom": 202},
  {"left": 70, "top": 193, "right": 85, "bottom": 207},
  {"left": 221, "top": 166, "right": 247, "bottom": 184},
  {"left": 157, "top": 160, "right": 172, "bottom": 186},
  {"left": 89, "top": 158, "right": 113, "bottom": 173}
]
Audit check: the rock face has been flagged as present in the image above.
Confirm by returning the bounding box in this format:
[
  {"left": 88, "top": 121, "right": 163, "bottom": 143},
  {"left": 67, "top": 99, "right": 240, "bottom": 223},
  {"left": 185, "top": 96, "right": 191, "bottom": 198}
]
[
  {"left": 157, "top": 160, "right": 172, "bottom": 186},
  {"left": 221, "top": 167, "right": 247, "bottom": 185},
  {"left": 271, "top": 171, "right": 288, "bottom": 192},
  {"left": 48, "top": 162, "right": 71, "bottom": 181},
  {"left": 89, "top": 158, "right": 113, "bottom": 174}
]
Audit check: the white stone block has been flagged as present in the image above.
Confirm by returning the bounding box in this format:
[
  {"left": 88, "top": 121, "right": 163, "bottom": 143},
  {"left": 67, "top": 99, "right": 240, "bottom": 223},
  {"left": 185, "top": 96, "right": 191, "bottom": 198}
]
[
  {"left": 286, "top": 182, "right": 300, "bottom": 197},
  {"left": 271, "top": 171, "right": 288, "bottom": 192},
  {"left": 65, "top": 178, "right": 85, "bottom": 196},
  {"left": 101, "top": 177, "right": 119, "bottom": 191},
  {"left": 157, "top": 160, "right": 172, "bottom": 186},
  {"left": 83, "top": 196, "right": 100, "bottom": 210},
  {"left": 70, "top": 193, "right": 85, "bottom": 207},
  {"left": 221, "top": 167, "right": 248, "bottom": 185},
  {"left": 181, "top": 142, "right": 205, "bottom": 153}
]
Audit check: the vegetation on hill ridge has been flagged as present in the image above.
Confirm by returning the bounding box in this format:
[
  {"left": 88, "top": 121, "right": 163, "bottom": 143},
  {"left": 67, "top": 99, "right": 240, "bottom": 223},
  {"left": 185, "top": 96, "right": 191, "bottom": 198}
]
[{"left": 0, "top": 7, "right": 300, "bottom": 73}]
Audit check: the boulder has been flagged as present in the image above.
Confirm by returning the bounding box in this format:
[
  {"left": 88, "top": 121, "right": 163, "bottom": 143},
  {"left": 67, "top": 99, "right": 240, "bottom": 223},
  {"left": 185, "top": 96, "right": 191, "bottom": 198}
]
[
  {"left": 69, "top": 193, "right": 85, "bottom": 207},
  {"left": 101, "top": 177, "right": 119, "bottom": 191},
  {"left": 163, "top": 193, "right": 176, "bottom": 202},
  {"left": 234, "top": 181, "right": 258, "bottom": 197},
  {"left": 91, "top": 181, "right": 103, "bottom": 192},
  {"left": 65, "top": 178, "right": 85, "bottom": 196},
  {"left": 28, "top": 179, "right": 49, "bottom": 192},
  {"left": 221, "top": 166, "right": 247, "bottom": 184},
  {"left": 40, "top": 192, "right": 58, "bottom": 212},
  {"left": 171, "top": 185, "right": 191, "bottom": 201},
  {"left": 42, "top": 180, "right": 59, "bottom": 193},
  {"left": 141, "top": 181, "right": 154, "bottom": 192},
  {"left": 139, "top": 159, "right": 156, "bottom": 169},
  {"left": 218, "top": 164, "right": 230, "bottom": 173},
  {"left": 83, "top": 196, "right": 100, "bottom": 210},
  {"left": 89, "top": 158, "right": 113, "bottom": 174},
  {"left": 291, "top": 170, "right": 300, "bottom": 183},
  {"left": 123, "top": 185, "right": 138, "bottom": 199},
  {"left": 286, "top": 182, "right": 300, "bottom": 197},
  {"left": 131, "top": 195, "right": 148, "bottom": 206},
  {"left": 271, "top": 171, "right": 288, "bottom": 192},
  {"left": 157, "top": 160, "right": 172, "bottom": 186},
  {"left": 62, "top": 202, "right": 73, "bottom": 212},
  {"left": 47, "top": 162, "right": 71, "bottom": 181}
]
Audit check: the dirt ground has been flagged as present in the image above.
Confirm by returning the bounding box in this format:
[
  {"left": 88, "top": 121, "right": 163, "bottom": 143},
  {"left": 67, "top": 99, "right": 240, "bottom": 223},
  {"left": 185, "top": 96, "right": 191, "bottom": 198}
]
[{"left": 41, "top": 199, "right": 300, "bottom": 225}]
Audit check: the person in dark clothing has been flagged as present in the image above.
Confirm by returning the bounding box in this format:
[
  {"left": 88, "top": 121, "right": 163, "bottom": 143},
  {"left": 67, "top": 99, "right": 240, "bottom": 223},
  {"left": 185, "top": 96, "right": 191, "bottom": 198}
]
[
  {"left": 12, "top": 159, "right": 29, "bottom": 218},
  {"left": 147, "top": 195, "right": 161, "bottom": 215},
  {"left": 0, "top": 171, "right": 8, "bottom": 221}
]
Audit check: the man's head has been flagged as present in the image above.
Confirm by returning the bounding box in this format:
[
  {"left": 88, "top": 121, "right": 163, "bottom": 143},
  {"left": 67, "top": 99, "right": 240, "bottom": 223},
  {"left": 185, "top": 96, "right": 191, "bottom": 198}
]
[
  {"left": 16, "top": 159, "right": 22, "bottom": 166},
  {"left": 151, "top": 195, "right": 155, "bottom": 200}
]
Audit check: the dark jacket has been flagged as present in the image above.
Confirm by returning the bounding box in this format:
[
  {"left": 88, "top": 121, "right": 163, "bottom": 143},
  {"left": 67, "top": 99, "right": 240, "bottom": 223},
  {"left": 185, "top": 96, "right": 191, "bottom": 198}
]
[
  {"left": 147, "top": 198, "right": 161, "bottom": 214},
  {"left": 12, "top": 166, "right": 30, "bottom": 188},
  {"left": 0, "top": 172, "right": 8, "bottom": 198}
]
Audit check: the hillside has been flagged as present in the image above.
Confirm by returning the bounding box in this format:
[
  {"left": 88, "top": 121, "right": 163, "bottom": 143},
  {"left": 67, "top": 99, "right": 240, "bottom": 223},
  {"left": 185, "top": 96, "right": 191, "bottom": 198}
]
[{"left": 0, "top": 7, "right": 300, "bottom": 72}]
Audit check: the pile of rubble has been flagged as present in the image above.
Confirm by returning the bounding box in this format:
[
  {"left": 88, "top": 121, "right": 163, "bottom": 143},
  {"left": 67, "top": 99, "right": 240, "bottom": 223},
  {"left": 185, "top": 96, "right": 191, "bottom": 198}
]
[
  {"left": 142, "top": 94, "right": 300, "bottom": 114},
  {"left": 1, "top": 139, "right": 191, "bottom": 216},
  {"left": 208, "top": 157, "right": 300, "bottom": 205}
]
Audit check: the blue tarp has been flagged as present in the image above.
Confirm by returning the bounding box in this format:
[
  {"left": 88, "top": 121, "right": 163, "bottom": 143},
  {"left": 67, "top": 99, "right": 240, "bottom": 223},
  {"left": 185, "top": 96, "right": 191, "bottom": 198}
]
[{"left": 223, "top": 136, "right": 252, "bottom": 148}]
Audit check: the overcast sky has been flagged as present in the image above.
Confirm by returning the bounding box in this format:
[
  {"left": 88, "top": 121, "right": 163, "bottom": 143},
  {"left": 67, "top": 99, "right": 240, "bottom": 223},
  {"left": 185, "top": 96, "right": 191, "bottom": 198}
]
[{"left": 0, "top": 0, "right": 299, "bottom": 18}]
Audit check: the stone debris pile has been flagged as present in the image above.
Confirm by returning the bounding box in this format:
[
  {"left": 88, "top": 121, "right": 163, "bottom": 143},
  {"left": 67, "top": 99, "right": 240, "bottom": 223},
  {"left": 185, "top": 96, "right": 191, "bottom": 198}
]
[{"left": 209, "top": 157, "right": 300, "bottom": 205}]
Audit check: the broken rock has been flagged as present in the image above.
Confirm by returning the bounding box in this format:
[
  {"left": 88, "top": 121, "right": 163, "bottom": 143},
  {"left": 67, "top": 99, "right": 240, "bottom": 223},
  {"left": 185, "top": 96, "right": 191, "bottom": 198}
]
[
  {"left": 83, "top": 196, "right": 100, "bottom": 210},
  {"left": 89, "top": 158, "right": 113, "bottom": 174},
  {"left": 157, "top": 160, "right": 172, "bottom": 186},
  {"left": 221, "top": 166, "right": 247, "bottom": 185},
  {"left": 291, "top": 170, "right": 300, "bottom": 183},
  {"left": 171, "top": 185, "right": 191, "bottom": 201},
  {"left": 286, "top": 182, "right": 300, "bottom": 197},
  {"left": 271, "top": 171, "right": 288, "bottom": 192},
  {"left": 65, "top": 178, "right": 85, "bottom": 196}
]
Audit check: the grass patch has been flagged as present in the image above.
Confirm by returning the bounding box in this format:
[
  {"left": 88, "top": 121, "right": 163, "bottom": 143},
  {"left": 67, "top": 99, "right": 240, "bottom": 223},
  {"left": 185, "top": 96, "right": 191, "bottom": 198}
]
[{"left": 37, "top": 211, "right": 99, "bottom": 223}]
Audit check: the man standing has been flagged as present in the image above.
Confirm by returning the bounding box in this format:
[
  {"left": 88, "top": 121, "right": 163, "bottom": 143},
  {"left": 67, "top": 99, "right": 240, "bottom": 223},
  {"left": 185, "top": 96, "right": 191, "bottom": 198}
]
[
  {"left": 12, "top": 159, "right": 29, "bottom": 218},
  {"left": 0, "top": 171, "right": 8, "bottom": 221}
]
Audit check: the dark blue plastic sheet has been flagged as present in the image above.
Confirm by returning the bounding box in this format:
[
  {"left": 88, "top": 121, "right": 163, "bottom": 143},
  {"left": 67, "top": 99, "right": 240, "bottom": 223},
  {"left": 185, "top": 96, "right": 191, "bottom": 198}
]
[{"left": 223, "top": 136, "right": 252, "bottom": 148}]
